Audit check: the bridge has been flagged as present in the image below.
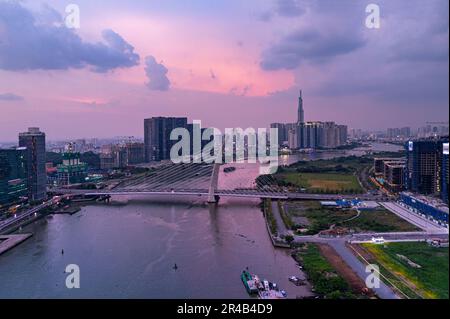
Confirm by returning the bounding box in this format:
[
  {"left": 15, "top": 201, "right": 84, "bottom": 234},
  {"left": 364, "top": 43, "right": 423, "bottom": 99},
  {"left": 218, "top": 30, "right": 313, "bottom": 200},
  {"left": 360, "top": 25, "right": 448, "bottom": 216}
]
[{"left": 50, "top": 163, "right": 382, "bottom": 203}]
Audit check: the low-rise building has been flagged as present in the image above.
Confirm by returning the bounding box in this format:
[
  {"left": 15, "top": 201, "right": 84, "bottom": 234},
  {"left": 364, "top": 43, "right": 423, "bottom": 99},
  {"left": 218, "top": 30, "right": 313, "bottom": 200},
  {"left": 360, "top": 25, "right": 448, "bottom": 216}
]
[
  {"left": 400, "top": 192, "right": 449, "bottom": 225},
  {"left": 57, "top": 152, "right": 88, "bottom": 185}
]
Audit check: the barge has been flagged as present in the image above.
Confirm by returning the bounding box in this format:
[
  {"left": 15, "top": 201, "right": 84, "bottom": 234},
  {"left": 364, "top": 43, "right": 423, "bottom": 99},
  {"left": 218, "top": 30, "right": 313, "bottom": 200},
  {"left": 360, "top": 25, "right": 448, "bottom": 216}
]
[{"left": 241, "top": 270, "right": 287, "bottom": 299}]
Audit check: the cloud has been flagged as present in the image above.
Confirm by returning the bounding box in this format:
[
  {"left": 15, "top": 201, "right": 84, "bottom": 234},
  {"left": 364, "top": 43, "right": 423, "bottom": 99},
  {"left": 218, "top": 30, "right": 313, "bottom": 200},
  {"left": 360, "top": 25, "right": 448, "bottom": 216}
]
[
  {"left": 210, "top": 69, "right": 217, "bottom": 80},
  {"left": 0, "top": 93, "right": 23, "bottom": 101},
  {"left": 0, "top": 2, "right": 140, "bottom": 72},
  {"left": 260, "top": 28, "right": 366, "bottom": 70},
  {"left": 275, "top": 0, "right": 305, "bottom": 17},
  {"left": 257, "top": 11, "right": 273, "bottom": 22},
  {"left": 386, "top": 0, "right": 449, "bottom": 63},
  {"left": 144, "top": 56, "right": 171, "bottom": 91}
]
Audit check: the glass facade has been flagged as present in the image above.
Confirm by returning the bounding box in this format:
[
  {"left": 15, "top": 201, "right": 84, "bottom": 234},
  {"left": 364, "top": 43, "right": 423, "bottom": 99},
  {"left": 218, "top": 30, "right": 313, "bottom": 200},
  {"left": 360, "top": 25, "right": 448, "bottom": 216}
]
[
  {"left": 0, "top": 148, "right": 28, "bottom": 207},
  {"left": 19, "top": 128, "right": 47, "bottom": 201}
]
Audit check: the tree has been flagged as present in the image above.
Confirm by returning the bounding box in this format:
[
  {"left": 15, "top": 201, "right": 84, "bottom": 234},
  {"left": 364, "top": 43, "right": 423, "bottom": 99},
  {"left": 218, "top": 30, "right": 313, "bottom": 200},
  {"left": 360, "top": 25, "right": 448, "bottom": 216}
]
[{"left": 285, "top": 235, "right": 294, "bottom": 244}]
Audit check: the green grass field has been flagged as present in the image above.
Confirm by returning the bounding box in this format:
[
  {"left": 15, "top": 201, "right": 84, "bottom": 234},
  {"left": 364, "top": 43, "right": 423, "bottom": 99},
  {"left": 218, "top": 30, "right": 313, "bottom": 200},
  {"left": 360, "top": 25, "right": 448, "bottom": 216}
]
[
  {"left": 295, "top": 244, "right": 354, "bottom": 299},
  {"left": 287, "top": 201, "right": 419, "bottom": 235},
  {"left": 278, "top": 172, "right": 363, "bottom": 193},
  {"left": 362, "top": 242, "right": 449, "bottom": 299}
]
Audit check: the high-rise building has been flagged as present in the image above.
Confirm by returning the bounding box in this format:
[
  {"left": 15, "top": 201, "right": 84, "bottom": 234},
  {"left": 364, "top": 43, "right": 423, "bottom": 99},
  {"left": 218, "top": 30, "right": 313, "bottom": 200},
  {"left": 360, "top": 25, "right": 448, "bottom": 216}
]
[
  {"left": 271, "top": 91, "right": 347, "bottom": 150},
  {"left": 125, "top": 142, "right": 145, "bottom": 165},
  {"left": 288, "top": 127, "right": 298, "bottom": 150},
  {"left": 0, "top": 147, "right": 28, "bottom": 206},
  {"left": 298, "top": 90, "right": 304, "bottom": 124},
  {"left": 316, "top": 122, "right": 348, "bottom": 149},
  {"left": 19, "top": 128, "right": 46, "bottom": 201},
  {"left": 298, "top": 122, "right": 321, "bottom": 149},
  {"left": 442, "top": 142, "right": 449, "bottom": 204},
  {"left": 270, "top": 123, "right": 288, "bottom": 146},
  {"left": 406, "top": 139, "right": 447, "bottom": 196},
  {"left": 144, "top": 117, "right": 188, "bottom": 162}
]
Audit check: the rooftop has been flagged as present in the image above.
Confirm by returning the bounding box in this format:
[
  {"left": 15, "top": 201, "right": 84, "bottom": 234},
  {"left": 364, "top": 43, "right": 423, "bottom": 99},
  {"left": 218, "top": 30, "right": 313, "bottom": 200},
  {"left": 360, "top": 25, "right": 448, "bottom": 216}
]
[{"left": 402, "top": 192, "right": 449, "bottom": 214}]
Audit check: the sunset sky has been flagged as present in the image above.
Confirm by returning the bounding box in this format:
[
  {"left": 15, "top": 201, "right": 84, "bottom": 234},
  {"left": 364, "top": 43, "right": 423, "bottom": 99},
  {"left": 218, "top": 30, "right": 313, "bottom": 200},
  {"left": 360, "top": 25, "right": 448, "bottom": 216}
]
[{"left": 0, "top": 0, "right": 448, "bottom": 141}]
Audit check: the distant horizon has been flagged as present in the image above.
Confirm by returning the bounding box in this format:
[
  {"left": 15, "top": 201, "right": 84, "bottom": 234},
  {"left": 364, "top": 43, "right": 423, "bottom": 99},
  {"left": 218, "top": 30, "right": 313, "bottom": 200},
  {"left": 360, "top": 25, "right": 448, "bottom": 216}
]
[{"left": 0, "top": 121, "right": 448, "bottom": 145}]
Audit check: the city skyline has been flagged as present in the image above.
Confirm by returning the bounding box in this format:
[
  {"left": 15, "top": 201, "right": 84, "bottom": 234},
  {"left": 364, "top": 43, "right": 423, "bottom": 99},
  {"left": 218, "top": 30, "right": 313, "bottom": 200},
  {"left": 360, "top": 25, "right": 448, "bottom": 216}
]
[
  {"left": 1, "top": 0, "right": 449, "bottom": 141},
  {"left": 0, "top": 1, "right": 448, "bottom": 303}
]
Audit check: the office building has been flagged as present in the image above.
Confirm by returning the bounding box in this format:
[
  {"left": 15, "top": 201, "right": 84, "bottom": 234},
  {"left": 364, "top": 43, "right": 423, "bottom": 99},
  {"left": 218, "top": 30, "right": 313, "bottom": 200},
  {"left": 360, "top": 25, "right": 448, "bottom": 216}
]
[
  {"left": 0, "top": 148, "right": 28, "bottom": 206},
  {"left": 19, "top": 128, "right": 47, "bottom": 201},
  {"left": 144, "top": 117, "right": 188, "bottom": 162}
]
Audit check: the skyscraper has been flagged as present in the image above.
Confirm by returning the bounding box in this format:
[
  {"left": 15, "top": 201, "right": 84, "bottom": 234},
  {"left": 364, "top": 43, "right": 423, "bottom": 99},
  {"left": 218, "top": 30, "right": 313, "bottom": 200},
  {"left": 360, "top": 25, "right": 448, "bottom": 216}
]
[
  {"left": 0, "top": 147, "right": 28, "bottom": 206},
  {"left": 144, "top": 117, "right": 188, "bottom": 162},
  {"left": 298, "top": 90, "right": 304, "bottom": 124},
  {"left": 18, "top": 128, "right": 46, "bottom": 201}
]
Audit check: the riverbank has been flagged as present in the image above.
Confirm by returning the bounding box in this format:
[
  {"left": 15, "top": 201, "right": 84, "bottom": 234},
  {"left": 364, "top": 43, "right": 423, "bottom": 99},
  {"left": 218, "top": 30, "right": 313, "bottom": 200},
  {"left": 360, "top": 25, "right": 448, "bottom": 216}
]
[{"left": 0, "top": 234, "right": 33, "bottom": 256}]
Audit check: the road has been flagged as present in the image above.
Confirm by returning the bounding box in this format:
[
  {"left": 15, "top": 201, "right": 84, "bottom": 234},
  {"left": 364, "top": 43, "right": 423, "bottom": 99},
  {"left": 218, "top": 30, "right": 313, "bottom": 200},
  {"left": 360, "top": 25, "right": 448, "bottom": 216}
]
[
  {"left": 271, "top": 200, "right": 289, "bottom": 237},
  {"left": 292, "top": 234, "right": 400, "bottom": 299},
  {"left": 380, "top": 202, "right": 448, "bottom": 234},
  {"left": 0, "top": 198, "right": 57, "bottom": 233}
]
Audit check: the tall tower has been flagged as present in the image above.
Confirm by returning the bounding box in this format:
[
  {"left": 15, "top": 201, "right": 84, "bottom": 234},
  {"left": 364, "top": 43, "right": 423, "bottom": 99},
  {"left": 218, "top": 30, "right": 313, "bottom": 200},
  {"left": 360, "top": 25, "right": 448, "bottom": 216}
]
[
  {"left": 19, "top": 127, "right": 46, "bottom": 201},
  {"left": 298, "top": 90, "right": 304, "bottom": 124}
]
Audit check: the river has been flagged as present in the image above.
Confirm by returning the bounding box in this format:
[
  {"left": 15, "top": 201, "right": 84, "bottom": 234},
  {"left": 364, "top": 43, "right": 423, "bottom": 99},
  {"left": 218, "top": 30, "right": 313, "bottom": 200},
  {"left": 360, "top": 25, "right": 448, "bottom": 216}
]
[{"left": 0, "top": 142, "right": 402, "bottom": 299}]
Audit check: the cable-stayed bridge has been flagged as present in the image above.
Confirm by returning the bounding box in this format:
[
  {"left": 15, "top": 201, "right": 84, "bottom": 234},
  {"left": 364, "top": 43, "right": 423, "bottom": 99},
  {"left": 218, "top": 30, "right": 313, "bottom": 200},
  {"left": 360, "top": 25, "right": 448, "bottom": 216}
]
[{"left": 51, "top": 163, "right": 381, "bottom": 203}]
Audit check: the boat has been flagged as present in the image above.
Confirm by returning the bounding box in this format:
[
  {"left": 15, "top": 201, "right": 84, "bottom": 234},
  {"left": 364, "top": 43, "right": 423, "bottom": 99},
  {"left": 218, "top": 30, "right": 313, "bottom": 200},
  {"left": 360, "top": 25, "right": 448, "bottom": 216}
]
[
  {"left": 241, "top": 270, "right": 259, "bottom": 294},
  {"left": 241, "top": 270, "right": 287, "bottom": 299}
]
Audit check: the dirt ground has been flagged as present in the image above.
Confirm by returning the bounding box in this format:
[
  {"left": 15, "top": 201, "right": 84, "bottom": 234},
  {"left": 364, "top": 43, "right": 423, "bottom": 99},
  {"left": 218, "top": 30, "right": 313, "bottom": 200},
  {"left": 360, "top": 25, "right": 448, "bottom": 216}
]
[
  {"left": 317, "top": 244, "right": 374, "bottom": 297},
  {"left": 348, "top": 243, "right": 374, "bottom": 261}
]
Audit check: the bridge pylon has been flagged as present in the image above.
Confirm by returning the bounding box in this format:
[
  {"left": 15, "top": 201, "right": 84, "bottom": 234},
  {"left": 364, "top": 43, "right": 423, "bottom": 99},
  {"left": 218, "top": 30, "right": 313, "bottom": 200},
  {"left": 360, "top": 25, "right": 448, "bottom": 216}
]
[{"left": 207, "top": 164, "right": 221, "bottom": 204}]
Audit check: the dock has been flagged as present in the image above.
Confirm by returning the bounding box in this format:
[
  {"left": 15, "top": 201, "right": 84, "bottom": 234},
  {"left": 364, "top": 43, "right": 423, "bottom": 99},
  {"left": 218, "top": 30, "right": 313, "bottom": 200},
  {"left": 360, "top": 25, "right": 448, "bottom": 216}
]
[{"left": 0, "top": 233, "right": 33, "bottom": 256}]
